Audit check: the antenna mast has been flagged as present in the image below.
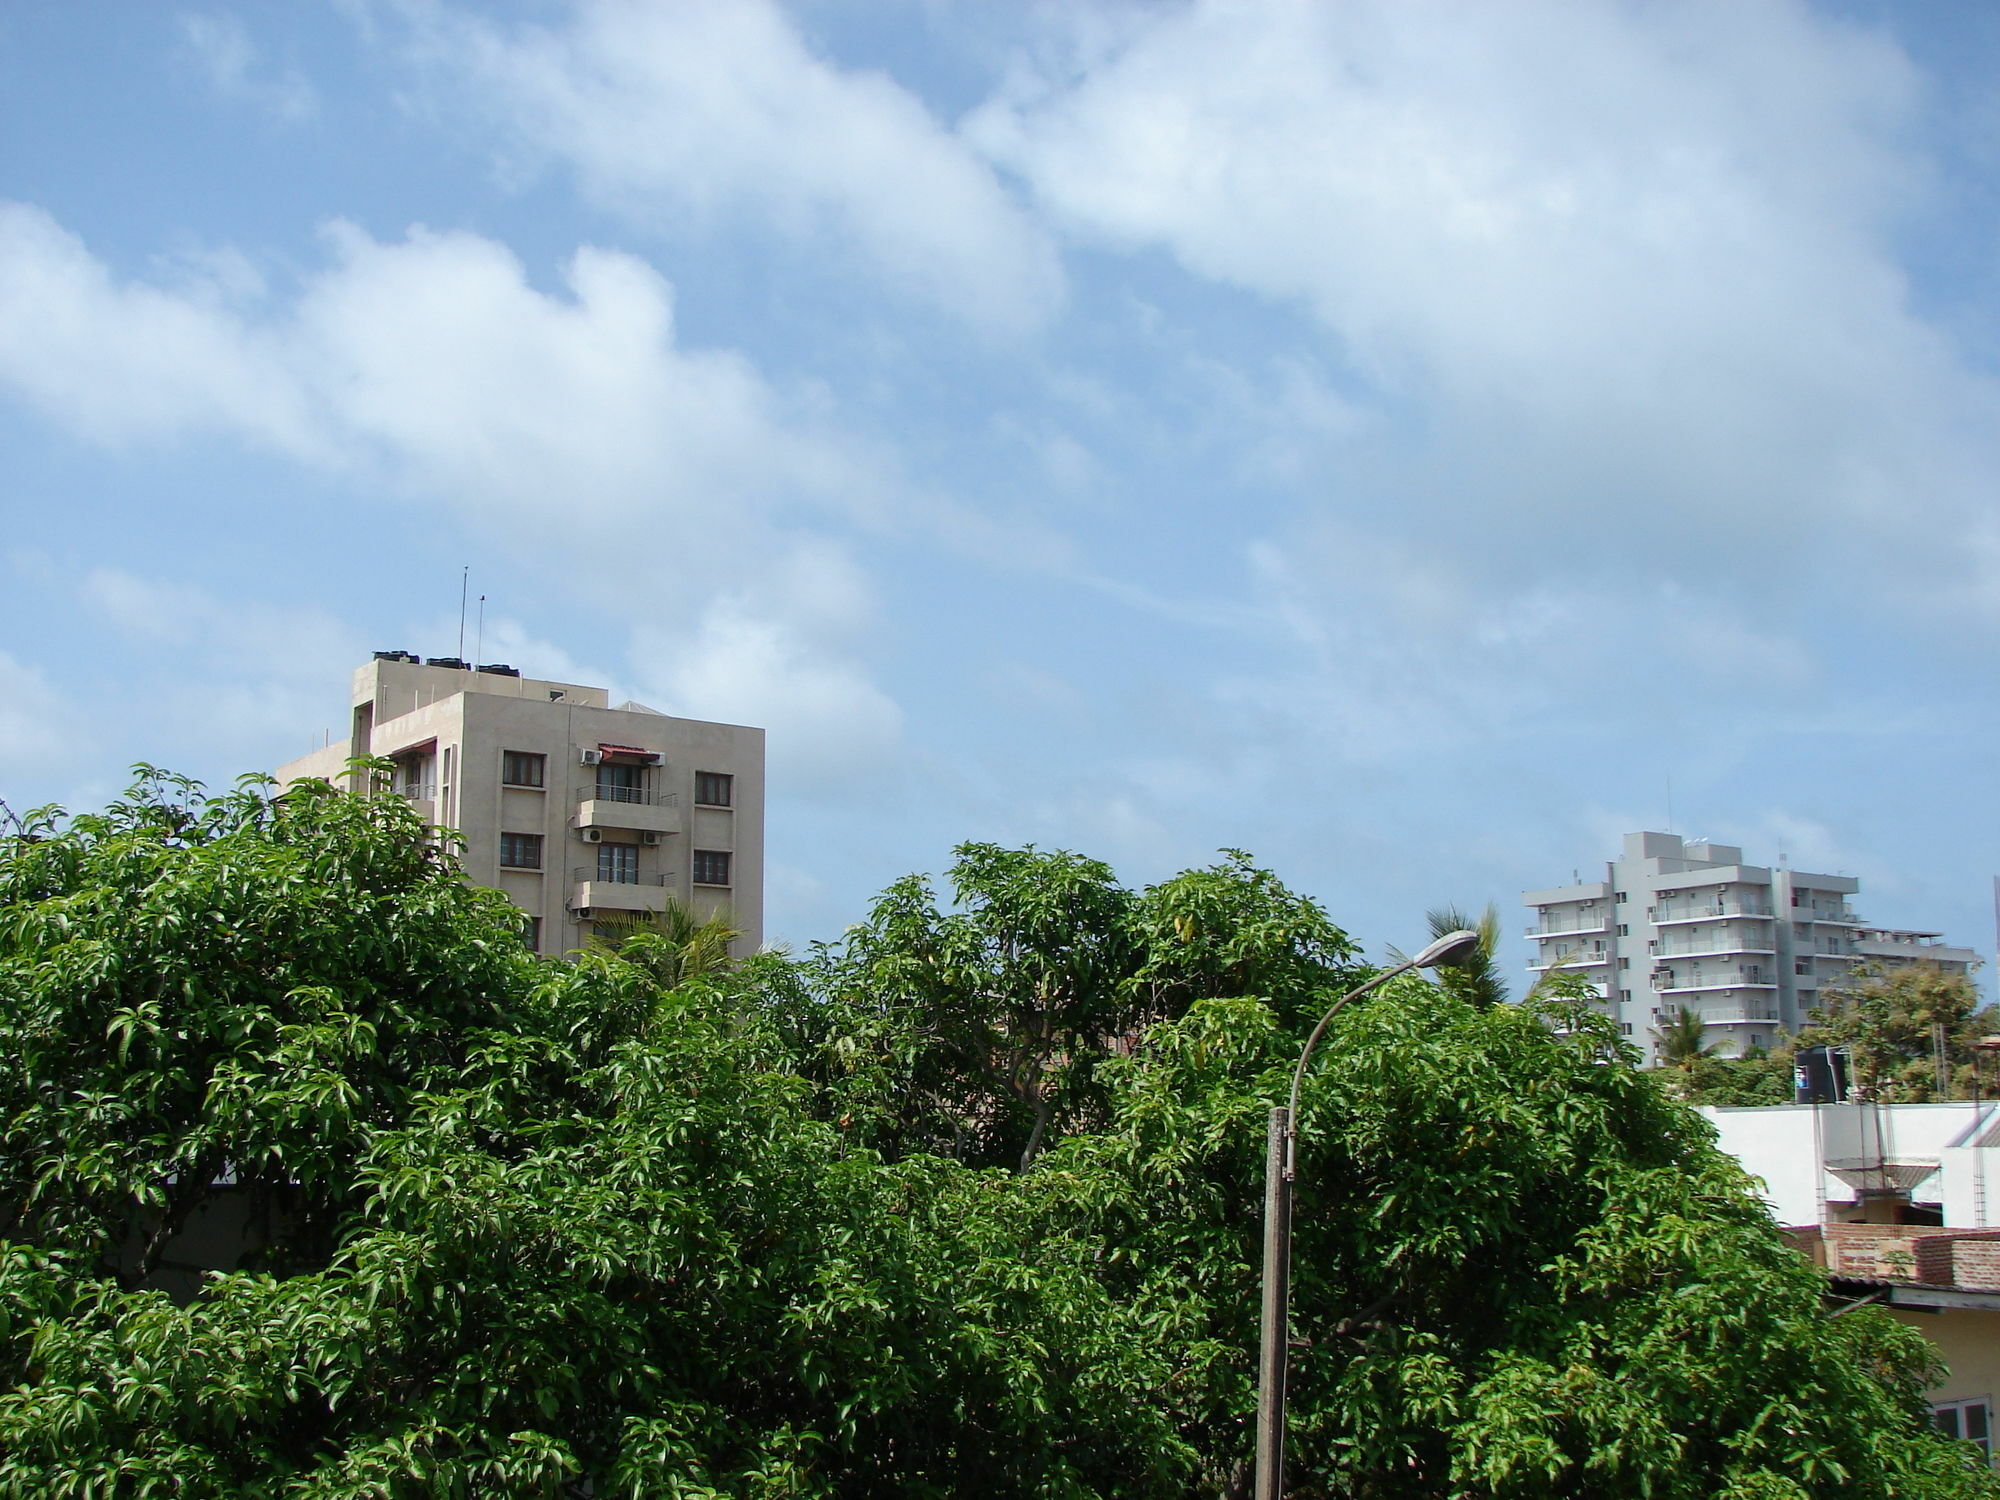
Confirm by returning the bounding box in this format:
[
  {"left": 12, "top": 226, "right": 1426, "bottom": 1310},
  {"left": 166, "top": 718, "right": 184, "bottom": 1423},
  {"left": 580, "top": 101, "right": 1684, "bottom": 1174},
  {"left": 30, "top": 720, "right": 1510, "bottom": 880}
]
[{"left": 456, "top": 567, "right": 469, "bottom": 660}]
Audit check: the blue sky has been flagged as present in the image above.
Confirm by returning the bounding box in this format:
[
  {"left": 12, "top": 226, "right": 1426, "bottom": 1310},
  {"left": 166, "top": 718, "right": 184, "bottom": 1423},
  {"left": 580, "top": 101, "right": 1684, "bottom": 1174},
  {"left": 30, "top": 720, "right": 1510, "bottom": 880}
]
[{"left": 2, "top": 0, "right": 1996, "bottom": 987}]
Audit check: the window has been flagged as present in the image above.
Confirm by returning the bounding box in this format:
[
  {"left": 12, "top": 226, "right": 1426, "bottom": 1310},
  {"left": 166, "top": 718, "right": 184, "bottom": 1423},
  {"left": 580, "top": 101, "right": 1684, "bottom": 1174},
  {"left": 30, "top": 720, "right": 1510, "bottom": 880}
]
[
  {"left": 499, "top": 832, "right": 542, "bottom": 870},
  {"left": 1619, "top": 989, "right": 1632, "bottom": 1003},
  {"left": 1620, "top": 957, "right": 1631, "bottom": 970},
  {"left": 1615, "top": 892, "right": 1628, "bottom": 904},
  {"left": 695, "top": 771, "right": 733, "bottom": 807},
  {"left": 1620, "top": 1022, "right": 1633, "bottom": 1035},
  {"left": 693, "top": 849, "right": 732, "bottom": 887},
  {"left": 502, "top": 750, "right": 546, "bottom": 788},
  {"left": 522, "top": 914, "right": 542, "bottom": 953},
  {"left": 598, "top": 843, "right": 639, "bottom": 883},
  {"left": 596, "top": 761, "right": 644, "bottom": 803},
  {"left": 1933, "top": 1399, "right": 1991, "bottom": 1462}
]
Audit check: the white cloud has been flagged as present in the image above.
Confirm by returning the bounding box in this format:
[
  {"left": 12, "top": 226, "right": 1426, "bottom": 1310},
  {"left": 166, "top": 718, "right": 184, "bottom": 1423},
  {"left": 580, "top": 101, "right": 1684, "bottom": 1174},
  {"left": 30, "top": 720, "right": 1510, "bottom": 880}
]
[
  {"left": 0, "top": 204, "right": 322, "bottom": 453},
  {"left": 76, "top": 567, "right": 367, "bottom": 751},
  {"left": 969, "top": 0, "right": 2000, "bottom": 613},
  {"left": 178, "top": 11, "right": 319, "bottom": 122},
  {"left": 0, "top": 649, "right": 78, "bottom": 778},
  {"left": 0, "top": 205, "right": 871, "bottom": 537},
  {"left": 632, "top": 542, "right": 905, "bottom": 792},
  {"left": 400, "top": 0, "right": 1062, "bottom": 333}
]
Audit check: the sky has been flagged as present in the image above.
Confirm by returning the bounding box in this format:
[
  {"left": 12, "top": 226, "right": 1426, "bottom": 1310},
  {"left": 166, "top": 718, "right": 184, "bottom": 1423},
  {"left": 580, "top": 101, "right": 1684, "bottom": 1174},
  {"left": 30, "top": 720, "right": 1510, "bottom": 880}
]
[{"left": 1, "top": 0, "right": 1996, "bottom": 988}]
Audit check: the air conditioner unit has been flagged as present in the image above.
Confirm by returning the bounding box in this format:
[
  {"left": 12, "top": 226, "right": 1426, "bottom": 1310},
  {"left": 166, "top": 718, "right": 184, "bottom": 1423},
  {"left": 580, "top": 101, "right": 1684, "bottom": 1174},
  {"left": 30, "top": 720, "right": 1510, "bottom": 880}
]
[
  {"left": 640, "top": 830, "right": 662, "bottom": 846},
  {"left": 580, "top": 828, "right": 603, "bottom": 843},
  {"left": 579, "top": 748, "right": 602, "bottom": 766}
]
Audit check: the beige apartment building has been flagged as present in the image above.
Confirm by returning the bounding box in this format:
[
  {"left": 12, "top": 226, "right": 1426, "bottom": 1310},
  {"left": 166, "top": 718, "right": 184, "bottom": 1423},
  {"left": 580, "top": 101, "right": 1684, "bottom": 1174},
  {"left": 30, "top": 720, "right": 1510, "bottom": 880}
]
[{"left": 277, "top": 652, "right": 764, "bottom": 955}]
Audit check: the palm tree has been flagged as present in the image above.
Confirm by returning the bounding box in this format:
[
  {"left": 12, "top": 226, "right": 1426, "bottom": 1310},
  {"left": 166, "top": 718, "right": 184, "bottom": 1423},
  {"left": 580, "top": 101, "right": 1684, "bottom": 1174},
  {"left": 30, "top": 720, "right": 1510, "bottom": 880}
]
[
  {"left": 1651, "top": 1006, "right": 1721, "bottom": 1067},
  {"left": 1404, "top": 903, "right": 1508, "bottom": 1009},
  {"left": 587, "top": 898, "right": 743, "bottom": 989}
]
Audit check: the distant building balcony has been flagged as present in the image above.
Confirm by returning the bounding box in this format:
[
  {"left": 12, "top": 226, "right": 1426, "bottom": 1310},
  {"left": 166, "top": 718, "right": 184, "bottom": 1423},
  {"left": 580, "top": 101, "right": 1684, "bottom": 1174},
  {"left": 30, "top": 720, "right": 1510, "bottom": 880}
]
[
  {"left": 1653, "top": 902, "right": 1772, "bottom": 926},
  {"left": 1654, "top": 940, "right": 1776, "bottom": 959},
  {"left": 1652, "top": 966, "right": 1775, "bottom": 992},
  {"left": 576, "top": 788, "right": 681, "bottom": 837},
  {"left": 569, "top": 869, "right": 674, "bottom": 916},
  {"left": 1525, "top": 917, "right": 1608, "bottom": 938}
]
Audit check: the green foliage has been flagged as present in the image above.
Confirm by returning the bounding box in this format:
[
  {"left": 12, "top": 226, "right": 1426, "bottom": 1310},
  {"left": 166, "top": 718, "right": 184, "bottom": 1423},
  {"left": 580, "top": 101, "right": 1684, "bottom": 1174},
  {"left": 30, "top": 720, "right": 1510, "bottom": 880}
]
[
  {"left": 1799, "top": 963, "right": 2000, "bottom": 1102},
  {"left": 1651, "top": 1006, "right": 1723, "bottom": 1069},
  {"left": 1413, "top": 902, "right": 1508, "bottom": 1010},
  {"left": 0, "top": 775, "right": 1993, "bottom": 1496}
]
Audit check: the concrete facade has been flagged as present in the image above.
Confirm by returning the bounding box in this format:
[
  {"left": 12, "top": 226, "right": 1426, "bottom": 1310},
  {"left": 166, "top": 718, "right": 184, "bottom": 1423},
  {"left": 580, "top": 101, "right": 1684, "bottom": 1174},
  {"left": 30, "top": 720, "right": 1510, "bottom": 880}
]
[
  {"left": 276, "top": 654, "right": 764, "bottom": 956},
  {"left": 1707, "top": 1102, "right": 2000, "bottom": 1461},
  {"left": 1524, "top": 832, "right": 1977, "bottom": 1062},
  {"left": 1700, "top": 1102, "right": 2000, "bottom": 1229}
]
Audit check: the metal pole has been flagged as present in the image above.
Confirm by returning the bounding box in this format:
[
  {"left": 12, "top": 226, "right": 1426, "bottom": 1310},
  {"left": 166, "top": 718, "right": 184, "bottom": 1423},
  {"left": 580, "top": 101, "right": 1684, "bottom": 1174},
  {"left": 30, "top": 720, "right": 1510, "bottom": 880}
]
[{"left": 1255, "top": 1105, "right": 1292, "bottom": 1500}]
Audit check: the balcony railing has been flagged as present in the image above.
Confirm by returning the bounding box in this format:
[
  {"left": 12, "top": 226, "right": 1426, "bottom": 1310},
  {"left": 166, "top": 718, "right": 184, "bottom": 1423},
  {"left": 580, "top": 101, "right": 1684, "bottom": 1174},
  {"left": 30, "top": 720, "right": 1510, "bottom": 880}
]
[
  {"left": 1652, "top": 968, "right": 1775, "bottom": 992},
  {"left": 1527, "top": 948, "right": 1610, "bottom": 971},
  {"left": 392, "top": 782, "right": 437, "bottom": 802},
  {"left": 577, "top": 783, "right": 678, "bottom": 807},
  {"left": 572, "top": 866, "right": 670, "bottom": 887},
  {"left": 1654, "top": 941, "right": 1775, "bottom": 959},
  {"left": 1525, "top": 918, "right": 1608, "bottom": 938},
  {"left": 1653, "top": 902, "right": 1772, "bottom": 925}
]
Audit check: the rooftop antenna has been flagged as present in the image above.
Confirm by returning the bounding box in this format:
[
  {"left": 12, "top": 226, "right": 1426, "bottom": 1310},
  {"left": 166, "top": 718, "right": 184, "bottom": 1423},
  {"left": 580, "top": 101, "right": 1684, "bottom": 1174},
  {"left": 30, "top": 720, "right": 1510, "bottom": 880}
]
[
  {"left": 474, "top": 593, "right": 486, "bottom": 668},
  {"left": 456, "top": 566, "right": 469, "bottom": 661}
]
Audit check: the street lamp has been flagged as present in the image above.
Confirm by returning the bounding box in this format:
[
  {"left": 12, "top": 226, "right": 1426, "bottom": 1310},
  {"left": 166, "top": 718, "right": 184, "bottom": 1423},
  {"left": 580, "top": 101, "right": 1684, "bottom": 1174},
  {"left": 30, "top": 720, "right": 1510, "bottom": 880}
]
[{"left": 1254, "top": 928, "right": 1482, "bottom": 1500}]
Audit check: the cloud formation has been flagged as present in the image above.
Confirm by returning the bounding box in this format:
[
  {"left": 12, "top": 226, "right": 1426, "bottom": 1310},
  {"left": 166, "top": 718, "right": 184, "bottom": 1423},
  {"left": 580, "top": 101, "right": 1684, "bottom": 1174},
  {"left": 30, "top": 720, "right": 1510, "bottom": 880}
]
[
  {"left": 970, "top": 0, "right": 2000, "bottom": 614},
  {"left": 404, "top": 0, "right": 1063, "bottom": 333}
]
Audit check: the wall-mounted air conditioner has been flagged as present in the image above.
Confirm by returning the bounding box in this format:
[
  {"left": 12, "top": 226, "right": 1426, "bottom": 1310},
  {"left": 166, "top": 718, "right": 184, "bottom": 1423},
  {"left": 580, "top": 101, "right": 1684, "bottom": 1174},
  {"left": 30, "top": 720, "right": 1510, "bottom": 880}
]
[
  {"left": 579, "top": 748, "right": 602, "bottom": 765},
  {"left": 640, "top": 830, "right": 662, "bottom": 846},
  {"left": 580, "top": 828, "right": 603, "bottom": 843}
]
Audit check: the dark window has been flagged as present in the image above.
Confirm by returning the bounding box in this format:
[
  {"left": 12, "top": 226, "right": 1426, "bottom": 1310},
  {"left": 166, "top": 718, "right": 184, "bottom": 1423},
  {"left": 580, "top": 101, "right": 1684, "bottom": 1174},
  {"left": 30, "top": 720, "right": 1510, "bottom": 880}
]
[
  {"left": 500, "top": 832, "right": 542, "bottom": 870},
  {"left": 1617, "top": 924, "right": 1629, "bottom": 937},
  {"left": 1933, "top": 1400, "right": 1991, "bottom": 1460},
  {"left": 695, "top": 771, "right": 733, "bottom": 807},
  {"left": 522, "top": 914, "right": 542, "bottom": 952},
  {"left": 693, "top": 849, "right": 731, "bottom": 887},
  {"left": 1614, "top": 892, "right": 1627, "bottom": 903},
  {"left": 596, "top": 761, "right": 644, "bottom": 803},
  {"left": 598, "top": 843, "right": 639, "bottom": 883},
  {"left": 503, "top": 751, "right": 546, "bottom": 788}
]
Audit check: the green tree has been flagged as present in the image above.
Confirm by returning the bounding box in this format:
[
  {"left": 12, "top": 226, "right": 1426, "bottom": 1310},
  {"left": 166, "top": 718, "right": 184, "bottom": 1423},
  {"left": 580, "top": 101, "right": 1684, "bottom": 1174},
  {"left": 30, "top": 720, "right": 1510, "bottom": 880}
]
[
  {"left": 1, "top": 774, "right": 1992, "bottom": 1497},
  {"left": 1400, "top": 903, "right": 1508, "bottom": 1010},
  {"left": 1650, "top": 1005, "right": 1723, "bottom": 1069},
  {"left": 1800, "top": 962, "right": 1999, "bottom": 1101},
  {"left": 588, "top": 896, "right": 745, "bottom": 987}
]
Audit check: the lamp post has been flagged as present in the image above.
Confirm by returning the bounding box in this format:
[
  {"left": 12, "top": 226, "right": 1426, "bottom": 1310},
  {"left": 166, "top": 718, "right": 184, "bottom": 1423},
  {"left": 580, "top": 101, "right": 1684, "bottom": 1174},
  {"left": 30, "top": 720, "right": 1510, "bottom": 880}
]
[{"left": 1254, "top": 928, "right": 1482, "bottom": 1500}]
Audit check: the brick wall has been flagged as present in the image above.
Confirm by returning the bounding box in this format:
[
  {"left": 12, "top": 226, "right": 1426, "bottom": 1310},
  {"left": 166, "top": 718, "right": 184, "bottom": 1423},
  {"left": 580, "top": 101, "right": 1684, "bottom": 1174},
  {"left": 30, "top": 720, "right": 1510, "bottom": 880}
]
[{"left": 1822, "top": 1223, "right": 2000, "bottom": 1289}]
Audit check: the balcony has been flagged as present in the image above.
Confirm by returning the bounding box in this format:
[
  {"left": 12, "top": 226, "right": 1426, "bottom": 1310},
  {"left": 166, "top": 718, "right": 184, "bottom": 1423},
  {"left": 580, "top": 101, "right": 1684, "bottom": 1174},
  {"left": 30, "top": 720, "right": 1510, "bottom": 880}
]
[
  {"left": 1525, "top": 917, "right": 1608, "bottom": 938},
  {"left": 1652, "top": 967, "right": 1777, "bottom": 993},
  {"left": 569, "top": 868, "right": 674, "bottom": 916},
  {"left": 1652, "top": 902, "right": 1772, "bottom": 926},
  {"left": 1654, "top": 940, "right": 1776, "bottom": 959},
  {"left": 1527, "top": 949, "right": 1610, "bottom": 972},
  {"left": 389, "top": 782, "right": 436, "bottom": 821},
  {"left": 1688, "top": 1010, "right": 1782, "bottom": 1025},
  {"left": 576, "top": 786, "right": 680, "bottom": 838}
]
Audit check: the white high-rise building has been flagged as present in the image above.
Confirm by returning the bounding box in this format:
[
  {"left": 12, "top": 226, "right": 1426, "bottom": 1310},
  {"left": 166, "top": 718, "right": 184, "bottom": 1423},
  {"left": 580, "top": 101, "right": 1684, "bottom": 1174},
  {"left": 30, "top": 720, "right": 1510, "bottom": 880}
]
[
  {"left": 277, "top": 653, "right": 764, "bottom": 956},
  {"left": 1523, "top": 832, "right": 1976, "bottom": 1061}
]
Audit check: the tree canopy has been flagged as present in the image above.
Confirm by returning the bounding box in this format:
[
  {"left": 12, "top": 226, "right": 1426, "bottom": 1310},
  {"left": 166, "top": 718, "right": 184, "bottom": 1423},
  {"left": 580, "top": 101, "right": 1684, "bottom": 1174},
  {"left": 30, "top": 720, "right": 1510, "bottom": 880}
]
[
  {"left": 0, "top": 772, "right": 1993, "bottom": 1497},
  {"left": 1798, "top": 963, "right": 1999, "bottom": 1102}
]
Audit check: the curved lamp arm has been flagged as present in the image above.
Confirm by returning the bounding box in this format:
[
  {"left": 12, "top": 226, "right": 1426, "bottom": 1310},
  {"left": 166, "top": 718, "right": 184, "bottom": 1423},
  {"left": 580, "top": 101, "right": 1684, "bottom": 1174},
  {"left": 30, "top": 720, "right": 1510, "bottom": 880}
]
[{"left": 1281, "top": 928, "right": 1482, "bottom": 1175}]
